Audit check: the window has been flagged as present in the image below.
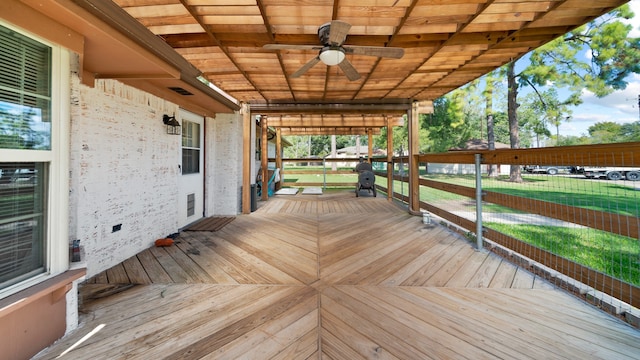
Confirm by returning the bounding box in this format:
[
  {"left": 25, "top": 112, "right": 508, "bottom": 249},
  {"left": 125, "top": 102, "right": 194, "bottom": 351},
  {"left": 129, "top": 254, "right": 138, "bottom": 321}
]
[
  {"left": 0, "top": 25, "right": 52, "bottom": 150},
  {"left": 0, "top": 21, "right": 68, "bottom": 294},
  {"left": 0, "top": 163, "right": 47, "bottom": 288},
  {"left": 182, "top": 120, "right": 200, "bottom": 174}
]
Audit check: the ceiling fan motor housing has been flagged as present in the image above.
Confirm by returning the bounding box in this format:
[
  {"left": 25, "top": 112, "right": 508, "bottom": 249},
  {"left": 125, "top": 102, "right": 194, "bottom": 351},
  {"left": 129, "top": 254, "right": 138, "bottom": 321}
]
[{"left": 318, "top": 22, "right": 332, "bottom": 45}]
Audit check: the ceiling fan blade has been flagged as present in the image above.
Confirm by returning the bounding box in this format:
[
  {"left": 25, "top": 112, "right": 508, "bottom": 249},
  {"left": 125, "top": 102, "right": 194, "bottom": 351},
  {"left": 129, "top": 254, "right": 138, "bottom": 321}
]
[
  {"left": 291, "top": 56, "right": 321, "bottom": 78},
  {"left": 328, "top": 20, "right": 351, "bottom": 46},
  {"left": 344, "top": 46, "right": 404, "bottom": 59},
  {"left": 338, "top": 58, "right": 361, "bottom": 81},
  {"left": 263, "top": 44, "right": 321, "bottom": 51}
]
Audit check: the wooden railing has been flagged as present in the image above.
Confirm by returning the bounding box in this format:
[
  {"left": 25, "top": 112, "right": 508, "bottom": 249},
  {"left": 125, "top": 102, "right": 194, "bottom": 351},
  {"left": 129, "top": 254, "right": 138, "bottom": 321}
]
[
  {"left": 275, "top": 143, "right": 640, "bottom": 313},
  {"left": 276, "top": 157, "right": 371, "bottom": 189},
  {"left": 397, "top": 143, "right": 640, "bottom": 311}
]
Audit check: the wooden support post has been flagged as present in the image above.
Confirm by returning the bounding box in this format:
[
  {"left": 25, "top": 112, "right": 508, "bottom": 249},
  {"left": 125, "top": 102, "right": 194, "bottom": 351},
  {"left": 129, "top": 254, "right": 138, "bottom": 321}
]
[
  {"left": 386, "top": 118, "right": 393, "bottom": 201},
  {"left": 409, "top": 101, "right": 420, "bottom": 213},
  {"left": 367, "top": 128, "right": 373, "bottom": 162},
  {"left": 261, "top": 116, "right": 268, "bottom": 201},
  {"left": 242, "top": 104, "right": 251, "bottom": 214},
  {"left": 276, "top": 128, "right": 282, "bottom": 191}
]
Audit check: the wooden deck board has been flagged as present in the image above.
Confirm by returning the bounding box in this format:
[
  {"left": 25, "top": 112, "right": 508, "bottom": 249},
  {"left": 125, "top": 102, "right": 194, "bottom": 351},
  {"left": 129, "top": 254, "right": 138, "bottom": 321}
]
[
  {"left": 121, "top": 256, "right": 152, "bottom": 284},
  {"left": 105, "top": 263, "right": 129, "bottom": 284},
  {"left": 136, "top": 249, "right": 173, "bottom": 283},
  {"left": 36, "top": 190, "right": 640, "bottom": 360}
]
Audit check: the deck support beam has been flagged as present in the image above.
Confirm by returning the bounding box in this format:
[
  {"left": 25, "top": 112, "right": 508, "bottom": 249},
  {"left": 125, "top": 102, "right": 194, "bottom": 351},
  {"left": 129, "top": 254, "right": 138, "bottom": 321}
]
[
  {"left": 386, "top": 119, "right": 393, "bottom": 201},
  {"left": 261, "top": 116, "right": 268, "bottom": 201},
  {"left": 409, "top": 101, "right": 420, "bottom": 213},
  {"left": 242, "top": 104, "right": 251, "bottom": 214},
  {"left": 367, "top": 129, "right": 373, "bottom": 161},
  {"left": 276, "top": 128, "right": 282, "bottom": 192}
]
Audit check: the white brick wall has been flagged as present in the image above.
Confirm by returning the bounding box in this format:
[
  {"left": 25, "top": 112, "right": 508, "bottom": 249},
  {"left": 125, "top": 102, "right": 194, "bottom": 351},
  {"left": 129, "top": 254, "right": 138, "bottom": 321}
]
[
  {"left": 206, "top": 112, "right": 243, "bottom": 216},
  {"left": 68, "top": 77, "right": 244, "bottom": 277},
  {"left": 69, "top": 77, "right": 182, "bottom": 277}
]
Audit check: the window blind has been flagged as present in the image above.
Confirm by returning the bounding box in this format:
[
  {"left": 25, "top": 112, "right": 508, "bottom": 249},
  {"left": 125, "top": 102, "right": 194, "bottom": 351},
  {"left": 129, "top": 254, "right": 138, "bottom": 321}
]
[
  {"left": 0, "top": 162, "right": 46, "bottom": 288},
  {"left": 0, "top": 24, "right": 51, "bottom": 289},
  {"left": 0, "top": 24, "right": 52, "bottom": 150}
]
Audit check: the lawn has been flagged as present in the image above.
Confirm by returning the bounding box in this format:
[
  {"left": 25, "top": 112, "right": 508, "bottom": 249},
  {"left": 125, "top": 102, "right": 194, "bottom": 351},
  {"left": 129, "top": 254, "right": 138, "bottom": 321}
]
[
  {"left": 422, "top": 174, "right": 640, "bottom": 217},
  {"left": 487, "top": 222, "right": 640, "bottom": 286}
]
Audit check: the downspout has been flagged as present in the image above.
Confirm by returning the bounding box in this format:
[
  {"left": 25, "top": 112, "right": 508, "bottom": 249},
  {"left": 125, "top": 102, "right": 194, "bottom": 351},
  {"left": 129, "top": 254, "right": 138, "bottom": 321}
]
[{"left": 202, "top": 115, "right": 207, "bottom": 218}]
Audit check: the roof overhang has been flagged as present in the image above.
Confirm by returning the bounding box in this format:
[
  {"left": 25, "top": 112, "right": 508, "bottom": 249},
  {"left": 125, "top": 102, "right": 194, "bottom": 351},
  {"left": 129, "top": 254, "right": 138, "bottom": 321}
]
[
  {"left": 3, "top": 0, "right": 240, "bottom": 117},
  {"left": 251, "top": 100, "right": 411, "bottom": 134}
]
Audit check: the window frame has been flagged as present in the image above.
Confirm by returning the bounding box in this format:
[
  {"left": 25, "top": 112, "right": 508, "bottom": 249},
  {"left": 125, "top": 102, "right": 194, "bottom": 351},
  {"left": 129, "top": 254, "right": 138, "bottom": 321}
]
[
  {"left": 181, "top": 120, "right": 201, "bottom": 175},
  {"left": 0, "top": 20, "right": 70, "bottom": 298}
]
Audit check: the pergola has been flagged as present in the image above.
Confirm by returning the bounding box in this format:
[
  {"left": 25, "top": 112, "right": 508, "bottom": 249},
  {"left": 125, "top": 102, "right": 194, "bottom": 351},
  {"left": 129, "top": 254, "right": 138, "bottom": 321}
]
[{"left": 12, "top": 0, "right": 628, "bottom": 213}]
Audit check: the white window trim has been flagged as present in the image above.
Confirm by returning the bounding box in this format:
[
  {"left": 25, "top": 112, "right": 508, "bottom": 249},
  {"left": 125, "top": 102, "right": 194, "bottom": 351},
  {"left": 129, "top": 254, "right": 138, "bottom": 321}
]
[{"left": 0, "top": 20, "right": 71, "bottom": 298}]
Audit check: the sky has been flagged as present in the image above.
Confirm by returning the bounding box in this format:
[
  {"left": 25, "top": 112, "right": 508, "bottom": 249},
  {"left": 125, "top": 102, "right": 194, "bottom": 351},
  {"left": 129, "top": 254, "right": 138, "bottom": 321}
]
[{"left": 558, "top": 0, "right": 640, "bottom": 137}]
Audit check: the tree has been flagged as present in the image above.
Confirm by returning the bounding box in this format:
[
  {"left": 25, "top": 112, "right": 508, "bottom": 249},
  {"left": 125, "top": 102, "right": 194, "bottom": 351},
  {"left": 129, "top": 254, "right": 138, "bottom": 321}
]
[
  {"left": 376, "top": 112, "right": 433, "bottom": 154},
  {"left": 518, "top": 89, "right": 573, "bottom": 146},
  {"left": 375, "top": 123, "right": 408, "bottom": 155},
  {"left": 422, "top": 92, "right": 471, "bottom": 152},
  {"left": 620, "top": 121, "right": 640, "bottom": 142},
  {"left": 506, "top": 61, "right": 523, "bottom": 182},
  {"left": 283, "top": 136, "right": 310, "bottom": 158},
  {"left": 500, "top": 4, "right": 638, "bottom": 181},
  {"left": 482, "top": 70, "right": 502, "bottom": 176},
  {"left": 309, "top": 135, "right": 331, "bottom": 156},
  {"left": 490, "top": 112, "right": 514, "bottom": 145},
  {"left": 526, "top": 5, "right": 639, "bottom": 97},
  {"left": 588, "top": 121, "right": 624, "bottom": 144}
]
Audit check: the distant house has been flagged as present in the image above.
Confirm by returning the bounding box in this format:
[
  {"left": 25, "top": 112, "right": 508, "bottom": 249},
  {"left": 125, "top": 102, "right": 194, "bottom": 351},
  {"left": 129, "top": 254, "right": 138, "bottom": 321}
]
[
  {"left": 449, "top": 139, "right": 511, "bottom": 151},
  {"left": 427, "top": 139, "right": 512, "bottom": 175},
  {"left": 336, "top": 145, "right": 387, "bottom": 157}
]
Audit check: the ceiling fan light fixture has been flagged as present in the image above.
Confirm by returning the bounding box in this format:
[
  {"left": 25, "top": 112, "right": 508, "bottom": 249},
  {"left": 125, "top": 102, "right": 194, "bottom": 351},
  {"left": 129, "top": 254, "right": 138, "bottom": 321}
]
[{"left": 319, "top": 47, "right": 345, "bottom": 66}]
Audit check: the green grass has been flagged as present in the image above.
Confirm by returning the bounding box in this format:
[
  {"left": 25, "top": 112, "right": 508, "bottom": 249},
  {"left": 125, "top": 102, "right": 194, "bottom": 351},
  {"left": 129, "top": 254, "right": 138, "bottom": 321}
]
[
  {"left": 422, "top": 174, "right": 640, "bottom": 217},
  {"left": 487, "top": 223, "right": 640, "bottom": 286}
]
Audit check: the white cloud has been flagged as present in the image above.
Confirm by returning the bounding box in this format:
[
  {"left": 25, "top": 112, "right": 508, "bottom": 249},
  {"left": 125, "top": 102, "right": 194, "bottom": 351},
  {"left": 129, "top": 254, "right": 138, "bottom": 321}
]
[
  {"left": 580, "top": 75, "right": 640, "bottom": 118},
  {"left": 573, "top": 3, "right": 640, "bottom": 130},
  {"left": 628, "top": 0, "right": 640, "bottom": 37},
  {"left": 560, "top": 74, "right": 639, "bottom": 137}
]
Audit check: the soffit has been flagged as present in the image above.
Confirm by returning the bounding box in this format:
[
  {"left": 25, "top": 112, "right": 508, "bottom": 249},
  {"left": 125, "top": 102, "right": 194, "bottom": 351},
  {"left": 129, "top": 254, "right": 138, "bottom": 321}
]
[
  {"left": 110, "top": 0, "right": 627, "bottom": 106},
  {"left": 13, "top": 0, "right": 239, "bottom": 116}
]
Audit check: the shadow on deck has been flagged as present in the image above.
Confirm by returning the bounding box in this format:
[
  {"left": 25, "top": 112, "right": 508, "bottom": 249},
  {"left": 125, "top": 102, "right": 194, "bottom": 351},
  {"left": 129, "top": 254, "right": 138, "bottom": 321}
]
[{"left": 35, "top": 190, "right": 640, "bottom": 359}]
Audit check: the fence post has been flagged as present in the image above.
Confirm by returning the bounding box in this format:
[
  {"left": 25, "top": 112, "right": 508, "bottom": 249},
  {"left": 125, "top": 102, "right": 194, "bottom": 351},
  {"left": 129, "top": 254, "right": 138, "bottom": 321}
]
[
  {"left": 322, "top": 155, "right": 327, "bottom": 190},
  {"left": 475, "top": 154, "right": 484, "bottom": 250}
]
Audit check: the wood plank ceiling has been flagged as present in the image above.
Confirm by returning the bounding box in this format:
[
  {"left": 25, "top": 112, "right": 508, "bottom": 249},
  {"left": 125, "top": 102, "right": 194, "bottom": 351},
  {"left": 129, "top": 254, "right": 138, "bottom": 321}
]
[{"left": 110, "top": 0, "right": 627, "bottom": 134}]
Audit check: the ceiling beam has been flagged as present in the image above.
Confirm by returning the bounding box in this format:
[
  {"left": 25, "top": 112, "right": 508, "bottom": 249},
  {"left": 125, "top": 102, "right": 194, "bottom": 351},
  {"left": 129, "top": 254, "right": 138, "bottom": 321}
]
[
  {"left": 250, "top": 101, "right": 411, "bottom": 116},
  {"left": 265, "top": 115, "right": 403, "bottom": 128},
  {"left": 280, "top": 127, "right": 382, "bottom": 136}
]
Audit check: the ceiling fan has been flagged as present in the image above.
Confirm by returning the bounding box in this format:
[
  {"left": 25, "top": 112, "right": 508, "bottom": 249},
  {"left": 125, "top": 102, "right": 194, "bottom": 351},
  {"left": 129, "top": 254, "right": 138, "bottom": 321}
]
[{"left": 263, "top": 20, "right": 404, "bottom": 81}]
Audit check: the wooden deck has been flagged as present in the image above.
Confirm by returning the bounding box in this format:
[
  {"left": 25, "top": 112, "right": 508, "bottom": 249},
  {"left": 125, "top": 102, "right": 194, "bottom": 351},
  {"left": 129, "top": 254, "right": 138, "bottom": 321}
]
[{"left": 35, "top": 190, "right": 640, "bottom": 359}]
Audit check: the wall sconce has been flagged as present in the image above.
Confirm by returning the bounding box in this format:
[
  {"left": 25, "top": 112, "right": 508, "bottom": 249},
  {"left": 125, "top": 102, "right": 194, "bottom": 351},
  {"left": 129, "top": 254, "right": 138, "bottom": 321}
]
[{"left": 163, "top": 114, "right": 181, "bottom": 135}]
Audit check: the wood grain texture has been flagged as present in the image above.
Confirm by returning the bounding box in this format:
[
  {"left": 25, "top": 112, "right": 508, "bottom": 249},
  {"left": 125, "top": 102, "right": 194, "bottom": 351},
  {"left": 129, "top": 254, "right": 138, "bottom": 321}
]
[
  {"left": 36, "top": 190, "right": 640, "bottom": 359},
  {"left": 105, "top": 0, "right": 627, "bottom": 110}
]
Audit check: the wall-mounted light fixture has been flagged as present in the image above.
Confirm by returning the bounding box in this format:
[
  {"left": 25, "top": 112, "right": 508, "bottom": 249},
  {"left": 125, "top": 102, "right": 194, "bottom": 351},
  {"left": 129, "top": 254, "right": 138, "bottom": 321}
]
[{"left": 163, "top": 114, "right": 181, "bottom": 135}]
